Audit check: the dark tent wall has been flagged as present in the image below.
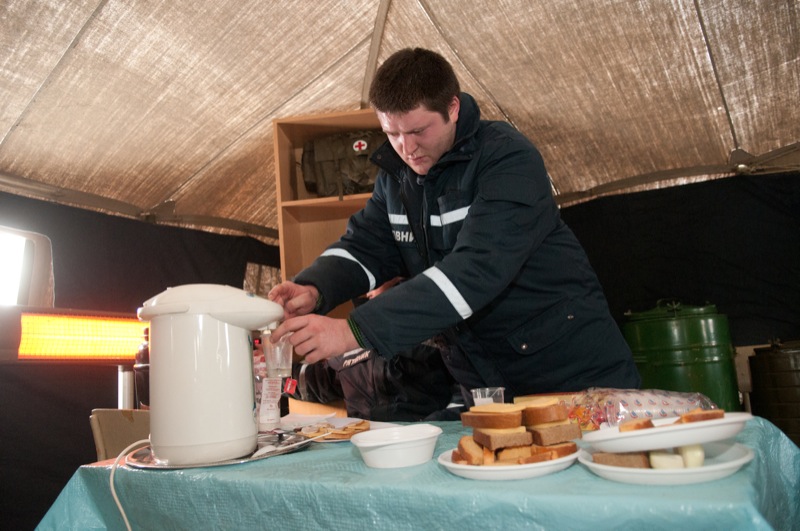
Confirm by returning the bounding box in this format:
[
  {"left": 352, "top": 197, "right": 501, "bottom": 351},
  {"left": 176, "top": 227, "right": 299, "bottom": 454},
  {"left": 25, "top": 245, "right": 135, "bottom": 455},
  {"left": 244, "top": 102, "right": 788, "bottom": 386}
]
[
  {"left": 562, "top": 172, "right": 800, "bottom": 347},
  {"left": 0, "top": 192, "right": 280, "bottom": 529}
]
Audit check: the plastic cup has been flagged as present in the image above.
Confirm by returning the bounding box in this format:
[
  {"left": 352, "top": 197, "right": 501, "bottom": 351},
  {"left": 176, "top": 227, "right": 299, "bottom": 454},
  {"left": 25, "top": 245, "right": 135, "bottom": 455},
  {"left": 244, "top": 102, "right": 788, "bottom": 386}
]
[
  {"left": 471, "top": 387, "right": 505, "bottom": 405},
  {"left": 262, "top": 332, "right": 292, "bottom": 378}
]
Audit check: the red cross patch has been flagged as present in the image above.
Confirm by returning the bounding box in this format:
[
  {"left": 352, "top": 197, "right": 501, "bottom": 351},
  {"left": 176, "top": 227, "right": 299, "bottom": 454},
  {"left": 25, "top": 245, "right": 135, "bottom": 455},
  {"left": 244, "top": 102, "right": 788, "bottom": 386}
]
[{"left": 352, "top": 139, "right": 368, "bottom": 152}]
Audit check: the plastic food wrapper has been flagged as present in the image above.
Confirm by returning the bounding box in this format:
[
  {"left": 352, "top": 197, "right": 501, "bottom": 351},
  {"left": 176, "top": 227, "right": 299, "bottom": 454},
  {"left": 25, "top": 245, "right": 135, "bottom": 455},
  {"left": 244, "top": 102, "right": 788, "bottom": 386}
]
[{"left": 567, "top": 388, "right": 717, "bottom": 430}]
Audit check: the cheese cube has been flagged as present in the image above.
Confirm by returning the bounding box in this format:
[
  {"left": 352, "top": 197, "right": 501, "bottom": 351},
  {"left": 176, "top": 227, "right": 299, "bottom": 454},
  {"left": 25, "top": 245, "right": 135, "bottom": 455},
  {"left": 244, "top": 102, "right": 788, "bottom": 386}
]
[
  {"left": 649, "top": 450, "right": 685, "bottom": 469},
  {"left": 678, "top": 444, "right": 705, "bottom": 468}
]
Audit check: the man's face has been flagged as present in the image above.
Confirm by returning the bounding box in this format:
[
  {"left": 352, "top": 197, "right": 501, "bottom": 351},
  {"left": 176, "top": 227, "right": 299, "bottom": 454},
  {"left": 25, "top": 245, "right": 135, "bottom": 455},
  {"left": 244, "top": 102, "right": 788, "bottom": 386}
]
[{"left": 376, "top": 96, "right": 460, "bottom": 176}]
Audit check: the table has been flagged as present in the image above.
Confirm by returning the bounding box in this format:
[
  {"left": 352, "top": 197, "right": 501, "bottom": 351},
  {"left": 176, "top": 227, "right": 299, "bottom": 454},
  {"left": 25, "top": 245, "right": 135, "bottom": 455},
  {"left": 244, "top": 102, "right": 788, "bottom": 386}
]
[{"left": 38, "top": 417, "right": 799, "bottom": 530}]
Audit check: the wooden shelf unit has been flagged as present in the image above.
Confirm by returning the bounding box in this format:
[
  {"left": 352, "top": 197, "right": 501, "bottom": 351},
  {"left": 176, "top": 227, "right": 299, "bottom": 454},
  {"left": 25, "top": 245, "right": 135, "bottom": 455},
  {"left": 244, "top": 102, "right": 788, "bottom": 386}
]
[{"left": 272, "top": 107, "right": 381, "bottom": 311}]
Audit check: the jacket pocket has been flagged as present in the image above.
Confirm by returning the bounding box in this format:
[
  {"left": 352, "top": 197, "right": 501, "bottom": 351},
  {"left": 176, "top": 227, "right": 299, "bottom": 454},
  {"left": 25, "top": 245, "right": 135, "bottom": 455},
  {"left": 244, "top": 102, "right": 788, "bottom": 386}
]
[
  {"left": 428, "top": 192, "right": 471, "bottom": 251},
  {"left": 506, "top": 297, "right": 579, "bottom": 356}
]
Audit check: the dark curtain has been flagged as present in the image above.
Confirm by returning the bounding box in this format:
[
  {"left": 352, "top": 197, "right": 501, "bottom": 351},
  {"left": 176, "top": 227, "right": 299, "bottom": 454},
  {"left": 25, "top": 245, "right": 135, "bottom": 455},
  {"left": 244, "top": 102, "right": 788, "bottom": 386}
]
[{"left": 561, "top": 172, "right": 800, "bottom": 346}]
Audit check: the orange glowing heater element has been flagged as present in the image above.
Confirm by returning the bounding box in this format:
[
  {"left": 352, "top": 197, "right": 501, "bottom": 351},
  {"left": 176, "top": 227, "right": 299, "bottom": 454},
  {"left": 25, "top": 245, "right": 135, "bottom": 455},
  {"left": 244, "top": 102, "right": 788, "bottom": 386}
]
[{"left": 18, "top": 312, "right": 143, "bottom": 362}]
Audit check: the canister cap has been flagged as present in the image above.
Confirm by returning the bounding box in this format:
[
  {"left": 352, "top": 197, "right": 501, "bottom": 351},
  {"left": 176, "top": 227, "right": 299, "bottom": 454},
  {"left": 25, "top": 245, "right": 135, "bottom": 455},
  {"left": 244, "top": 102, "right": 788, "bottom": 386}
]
[
  {"left": 624, "top": 300, "right": 718, "bottom": 321},
  {"left": 754, "top": 339, "right": 800, "bottom": 355}
]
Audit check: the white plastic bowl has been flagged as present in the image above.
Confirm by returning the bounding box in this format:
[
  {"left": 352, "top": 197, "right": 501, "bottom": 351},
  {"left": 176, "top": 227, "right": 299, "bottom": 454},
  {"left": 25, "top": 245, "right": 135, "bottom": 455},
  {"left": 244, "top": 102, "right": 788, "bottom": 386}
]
[{"left": 350, "top": 423, "right": 442, "bottom": 468}]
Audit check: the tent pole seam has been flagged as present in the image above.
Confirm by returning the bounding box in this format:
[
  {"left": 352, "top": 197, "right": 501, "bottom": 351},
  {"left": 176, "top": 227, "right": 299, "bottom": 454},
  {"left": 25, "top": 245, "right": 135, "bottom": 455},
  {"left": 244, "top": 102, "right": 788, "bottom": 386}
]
[
  {"left": 694, "top": 0, "right": 739, "bottom": 149},
  {"left": 0, "top": 0, "right": 110, "bottom": 148},
  {"left": 362, "top": 0, "right": 393, "bottom": 108}
]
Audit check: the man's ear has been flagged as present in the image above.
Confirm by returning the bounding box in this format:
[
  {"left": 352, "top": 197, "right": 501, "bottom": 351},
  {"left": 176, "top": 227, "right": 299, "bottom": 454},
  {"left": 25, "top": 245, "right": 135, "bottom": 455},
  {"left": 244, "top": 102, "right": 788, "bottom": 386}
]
[{"left": 448, "top": 95, "right": 460, "bottom": 123}]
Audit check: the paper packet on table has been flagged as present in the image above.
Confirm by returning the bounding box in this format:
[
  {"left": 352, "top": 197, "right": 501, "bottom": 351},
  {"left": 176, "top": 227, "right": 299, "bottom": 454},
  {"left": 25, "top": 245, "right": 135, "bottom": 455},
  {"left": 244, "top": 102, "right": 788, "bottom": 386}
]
[{"left": 567, "top": 388, "right": 717, "bottom": 430}]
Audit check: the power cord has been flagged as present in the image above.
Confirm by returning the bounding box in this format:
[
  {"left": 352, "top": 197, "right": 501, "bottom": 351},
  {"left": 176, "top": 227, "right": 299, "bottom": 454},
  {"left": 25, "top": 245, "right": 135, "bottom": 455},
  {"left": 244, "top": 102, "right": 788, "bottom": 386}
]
[{"left": 109, "top": 438, "right": 150, "bottom": 531}]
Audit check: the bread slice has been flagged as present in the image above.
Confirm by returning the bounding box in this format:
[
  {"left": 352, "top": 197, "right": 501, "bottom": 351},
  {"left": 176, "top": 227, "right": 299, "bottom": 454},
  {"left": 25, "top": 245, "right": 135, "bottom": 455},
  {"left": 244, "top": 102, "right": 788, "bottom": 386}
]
[
  {"left": 522, "top": 403, "right": 569, "bottom": 426},
  {"left": 528, "top": 422, "right": 582, "bottom": 445},
  {"left": 461, "top": 410, "right": 522, "bottom": 429},
  {"left": 592, "top": 451, "right": 650, "bottom": 468},
  {"left": 469, "top": 403, "right": 527, "bottom": 413},
  {"left": 517, "top": 452, "right": 556, "bottom": 465},
  {"left": 496, "top": 445, "right": 532, "bottom": 461},
  {"left": 473, "top": 427, "right": 533, "bottom": 451},
  {"left": 676, "top": 408, "right": 725, "bottom": 423},
  {"left": 618, "top": 418, "right": 655, "bottom": 432},
  {"left": 450, "top": 448, "right": 467, "bottom": 465},
  {"left": 535, "top": 441, "right": 578, "bottom": 458},
  {"left": 514, "top": 394, "right": 571, "bottom": 407},
  {"left": 482, "top": 446, "right": 495, "bottom": 465},
  {"left": 457, "top": 435, "right": 484, "bottom": 465}
]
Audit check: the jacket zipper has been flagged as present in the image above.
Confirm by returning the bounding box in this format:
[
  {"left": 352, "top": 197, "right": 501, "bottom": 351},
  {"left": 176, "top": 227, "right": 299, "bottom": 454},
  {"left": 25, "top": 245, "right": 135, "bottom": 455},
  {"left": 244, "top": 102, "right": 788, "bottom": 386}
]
[{"left": 399, "top": 178, "right": 429, "bottom": 266}]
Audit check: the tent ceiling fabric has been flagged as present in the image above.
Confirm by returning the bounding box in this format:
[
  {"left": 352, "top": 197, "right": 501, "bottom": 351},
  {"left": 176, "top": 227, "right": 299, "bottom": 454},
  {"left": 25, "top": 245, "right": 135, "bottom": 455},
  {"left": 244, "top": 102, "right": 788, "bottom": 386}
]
[{"left": 1, "top": 0, "right": 797, "bottom": 242}]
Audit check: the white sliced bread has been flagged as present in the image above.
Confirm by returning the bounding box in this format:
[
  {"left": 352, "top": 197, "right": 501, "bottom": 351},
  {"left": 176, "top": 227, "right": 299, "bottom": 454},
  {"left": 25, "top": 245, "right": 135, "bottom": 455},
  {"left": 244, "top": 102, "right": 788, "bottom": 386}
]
[
  {"left": 618, "top": 417, "right": 655, "bottom": 432},
  {"left": 461, "top": 410, "right": 522, "bottom": 429},
  {"left": 592, "top": 451, "right": 650, "bottom": 468},
  {"left": 457, "top": 435, "right": 484, "bottom": 465},
  {"left": 469, "top": 402, "right": 527, "bottom": 413},
  {"left": 527, "top": 422, "right": 582, "bottom": 445},
  {"left": 473, "top": 427, "right": 533, "bottom": 451},
  {"left": 522, "top": 403, "right": 569, "bottom": 426}
]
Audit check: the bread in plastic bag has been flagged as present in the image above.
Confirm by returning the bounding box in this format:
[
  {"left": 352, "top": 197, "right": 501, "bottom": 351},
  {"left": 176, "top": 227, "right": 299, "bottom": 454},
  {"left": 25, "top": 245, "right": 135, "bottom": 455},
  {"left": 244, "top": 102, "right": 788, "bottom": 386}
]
[{"left": 568, "top": 388, "right": 718, "bottom": 430}]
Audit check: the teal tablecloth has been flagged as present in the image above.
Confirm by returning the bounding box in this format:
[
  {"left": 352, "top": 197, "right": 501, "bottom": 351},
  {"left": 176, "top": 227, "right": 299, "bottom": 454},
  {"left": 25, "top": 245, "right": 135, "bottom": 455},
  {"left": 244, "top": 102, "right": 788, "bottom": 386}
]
[{"left": 38, "top": 417, "right": 799, "bottom": 530}]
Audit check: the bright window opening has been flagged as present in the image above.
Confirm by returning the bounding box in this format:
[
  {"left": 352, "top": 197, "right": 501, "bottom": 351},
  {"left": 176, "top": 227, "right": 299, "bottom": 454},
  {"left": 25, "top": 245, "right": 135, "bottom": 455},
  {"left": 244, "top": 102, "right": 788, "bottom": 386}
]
[
  {"left": 0, "top": 231, "right": 26, "bottom": 305},
  {"left": 0, "top": 226, "right": 54, "bottom": 307}
]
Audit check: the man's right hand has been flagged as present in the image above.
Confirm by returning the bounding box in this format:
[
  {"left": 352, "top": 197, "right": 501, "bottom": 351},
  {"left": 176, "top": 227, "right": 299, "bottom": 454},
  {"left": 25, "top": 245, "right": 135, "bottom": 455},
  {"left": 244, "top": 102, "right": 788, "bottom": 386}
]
[{"left": 267, "top": 281, "right": 319, "bottom": 320}]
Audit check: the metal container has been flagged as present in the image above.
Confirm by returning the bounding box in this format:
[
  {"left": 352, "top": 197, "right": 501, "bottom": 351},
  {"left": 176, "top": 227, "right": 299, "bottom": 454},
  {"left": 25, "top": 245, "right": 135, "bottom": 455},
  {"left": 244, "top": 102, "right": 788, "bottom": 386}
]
[
  {"left": 749, "top": 340, "right": 800, "bottom": 446},
  {"left": 623, "top": 301, "right": 740, "bottom": 412}
]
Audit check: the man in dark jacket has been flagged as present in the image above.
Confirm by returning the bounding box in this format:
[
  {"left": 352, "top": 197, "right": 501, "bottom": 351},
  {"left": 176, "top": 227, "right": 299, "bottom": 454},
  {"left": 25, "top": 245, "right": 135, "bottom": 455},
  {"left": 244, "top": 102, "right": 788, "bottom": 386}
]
[{"left": 269, "top": 47, "right": 640, "bottom": 405}]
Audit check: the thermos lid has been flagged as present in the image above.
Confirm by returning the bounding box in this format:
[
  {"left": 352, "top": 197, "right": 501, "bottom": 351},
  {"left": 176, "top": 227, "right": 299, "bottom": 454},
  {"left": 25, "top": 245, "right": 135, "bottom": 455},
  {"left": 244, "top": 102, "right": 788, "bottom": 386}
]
[{"left": 137, "top": 283, "right": 283, "bottom": 330}]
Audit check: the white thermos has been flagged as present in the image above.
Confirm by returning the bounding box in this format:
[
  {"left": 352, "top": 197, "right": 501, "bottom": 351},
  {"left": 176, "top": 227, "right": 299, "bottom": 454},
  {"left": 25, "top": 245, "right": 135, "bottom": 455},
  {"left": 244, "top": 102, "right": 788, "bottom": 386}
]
[{"left": 138, "top": 284, "right": 283, "bottom": 465}]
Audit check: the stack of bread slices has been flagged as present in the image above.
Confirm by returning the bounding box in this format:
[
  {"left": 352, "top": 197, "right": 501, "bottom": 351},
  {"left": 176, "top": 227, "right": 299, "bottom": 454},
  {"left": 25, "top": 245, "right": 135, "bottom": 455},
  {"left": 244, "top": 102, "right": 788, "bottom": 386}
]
[
  {"left": 591, "top": 408, "right": 725, "bottom": 469},
  {"left": 453, "top": 398, "right": 582, "bottom": 466}
]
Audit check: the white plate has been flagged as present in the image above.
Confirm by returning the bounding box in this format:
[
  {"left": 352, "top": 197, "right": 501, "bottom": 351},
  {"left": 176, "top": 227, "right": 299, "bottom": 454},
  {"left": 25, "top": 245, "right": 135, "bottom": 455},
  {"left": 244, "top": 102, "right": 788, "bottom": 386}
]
[
  {"left": 280, "top": 415, "right": 399, "bottom": 443},
  {"left": 578, "top": 442, "right": 754, "bottom": 485},
  {"left": 581, "top": 412, "right": 752, "bottom": 453},
  {"left": 437, "top": 449, "right": 579, "bottom": 480}
]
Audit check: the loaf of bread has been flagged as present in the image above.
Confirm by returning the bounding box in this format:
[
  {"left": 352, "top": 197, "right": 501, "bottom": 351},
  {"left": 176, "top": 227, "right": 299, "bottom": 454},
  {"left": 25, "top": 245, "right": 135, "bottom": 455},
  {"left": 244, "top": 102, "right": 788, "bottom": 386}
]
[
  {"left": 592, "top": 451, "right": 650, "bottom": 468},
  {"left": 528, "top": 422, "right": 582, "bottom": 446},
  {"left": 473, "top": 427, "right": 533, "bottom": 451},
  {"left": 456, "top": 395, "right": 584, "bottom": 467},
  {"left": 461, "top": 410, "right": 523, "bottom": 429}
]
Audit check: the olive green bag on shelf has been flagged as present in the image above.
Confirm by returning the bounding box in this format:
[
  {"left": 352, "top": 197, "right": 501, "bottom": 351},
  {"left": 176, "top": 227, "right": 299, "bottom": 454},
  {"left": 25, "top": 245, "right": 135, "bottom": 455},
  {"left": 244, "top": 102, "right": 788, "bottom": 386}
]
[{"left": 302, "top": 130, "right": 387, "bottom": 198}]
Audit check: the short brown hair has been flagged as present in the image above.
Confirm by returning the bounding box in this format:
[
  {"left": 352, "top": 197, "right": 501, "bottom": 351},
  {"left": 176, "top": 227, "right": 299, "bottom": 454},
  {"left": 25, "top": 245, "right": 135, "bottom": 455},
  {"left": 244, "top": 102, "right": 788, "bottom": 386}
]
[{"left": 369, "top": 48, "right": 460, "bottom": 121}]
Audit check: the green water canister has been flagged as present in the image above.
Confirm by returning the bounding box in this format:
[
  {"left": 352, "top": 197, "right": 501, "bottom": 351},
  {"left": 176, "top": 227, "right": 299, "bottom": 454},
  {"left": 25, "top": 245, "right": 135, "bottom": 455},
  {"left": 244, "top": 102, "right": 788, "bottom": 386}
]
[{"left": 623, "top": 301, "right": 741, "bottom": 411}]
